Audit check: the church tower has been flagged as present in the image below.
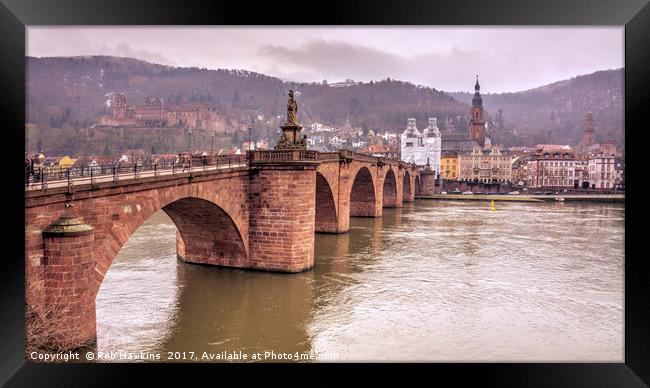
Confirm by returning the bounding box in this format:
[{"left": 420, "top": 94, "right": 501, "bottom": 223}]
[
  {"left": 469, "top": 76, "right": 486, "bottom": 147},
  {"left": 583, "top": 111, "right": 596, "bottom": 147}
]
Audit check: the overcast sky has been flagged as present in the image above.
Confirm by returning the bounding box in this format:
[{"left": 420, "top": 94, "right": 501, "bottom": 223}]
[{"left": 27, "top": 26, "right": 623, "bottom": 93}]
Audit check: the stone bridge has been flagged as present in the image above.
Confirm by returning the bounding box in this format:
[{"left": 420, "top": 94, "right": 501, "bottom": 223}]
[{"left": 25, "top": 150, "right": 433, "bottom": 351}]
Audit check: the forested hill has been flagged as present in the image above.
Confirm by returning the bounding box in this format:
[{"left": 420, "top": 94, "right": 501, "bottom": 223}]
[
  {"left": 27, "top": 56, "right": 624, "bottom": 153},
  {"left": 26, "top": 55, "right": 468, "bottom": 133}
]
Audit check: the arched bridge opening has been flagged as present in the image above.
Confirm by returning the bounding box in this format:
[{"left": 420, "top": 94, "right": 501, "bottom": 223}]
[
  {"left": 383, "top": 168, "right": 398, "bottom": 208},
  {"left": 315, "top": 172, "right": 338, "bottom": 233},
  {"left": 350, "top": 167, "right": 376, "bottom": 217}
]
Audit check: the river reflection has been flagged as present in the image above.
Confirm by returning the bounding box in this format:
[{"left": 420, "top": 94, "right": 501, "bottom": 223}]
[{"left": 96, "top": 200, "right": 624, "bottom": 362}]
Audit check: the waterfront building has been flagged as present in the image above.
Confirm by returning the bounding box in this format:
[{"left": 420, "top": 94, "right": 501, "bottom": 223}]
[
  {"left": 441, "top": 151, "right": 459, "bottom": 180},
  {"left": 588, "top": 152, "right": 616, "bottom": 189},
  {"left": 511, "top": 154, "right": 535, "bottom": 187},
  {"left": 458, "top": 145, "right": 512, "bottom": 183},
  {"left": 525, "top": 144, "right": 578, "bottom": 189}
]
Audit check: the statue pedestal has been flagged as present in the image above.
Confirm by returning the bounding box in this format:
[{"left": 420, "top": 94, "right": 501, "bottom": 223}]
[{"left": 276, "top": 124, "right": 306, "bottom": 149}]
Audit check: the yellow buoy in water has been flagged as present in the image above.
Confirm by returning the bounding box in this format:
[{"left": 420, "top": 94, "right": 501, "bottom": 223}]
[{"left": 490, "top": 199, "right": 496, "bottom": 211}]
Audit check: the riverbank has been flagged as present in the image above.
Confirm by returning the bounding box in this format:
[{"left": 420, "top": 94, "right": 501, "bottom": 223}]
[{"left": 415, "top": 194, "right": 625, "bottom": 203}]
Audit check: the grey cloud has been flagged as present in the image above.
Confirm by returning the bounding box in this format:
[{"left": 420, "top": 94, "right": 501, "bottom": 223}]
[
  {"left": 27, "top": 27, "right": 623, "bottom": 93},
  {"left": 258, "top": 39, "right": 407, "bottom": 82},
  {"left": 258, "top": 35, "right": 623, "bottom": 93},
  {"left": 258, "top": 39, "right": 496, "bottom": 91}
]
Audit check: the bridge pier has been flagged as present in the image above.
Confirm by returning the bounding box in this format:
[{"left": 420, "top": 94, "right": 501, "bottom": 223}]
[
  {"left": 417, "top": 169, "right": 437, "bottom": 196},
  {"left": 248, "top": 152, "right": 320, "bottom": 272},
  {"left": 36, "top": 215, "right": 97, "bottom": 351}
]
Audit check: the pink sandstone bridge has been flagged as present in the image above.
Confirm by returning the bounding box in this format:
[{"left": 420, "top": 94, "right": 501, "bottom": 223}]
[{"left": 24, "top": 149, "right": 436, "bottom": 351}]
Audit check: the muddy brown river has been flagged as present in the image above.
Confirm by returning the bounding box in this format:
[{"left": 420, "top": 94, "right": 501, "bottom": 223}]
[{"left": 95, "top": 200, "right": 624, "bottom": 362}]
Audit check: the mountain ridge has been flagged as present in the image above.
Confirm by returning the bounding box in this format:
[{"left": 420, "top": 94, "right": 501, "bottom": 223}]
[{"left": 26, "top": 55, "right": 624, "bottom": 155}]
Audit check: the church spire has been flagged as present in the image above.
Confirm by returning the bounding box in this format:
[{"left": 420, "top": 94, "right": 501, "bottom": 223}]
[
  {"left": 469, "top": 74, "right": 486, "bottom": 148},
  {"left": 472, "top": 74, "right": 483, "bottom": 108}
]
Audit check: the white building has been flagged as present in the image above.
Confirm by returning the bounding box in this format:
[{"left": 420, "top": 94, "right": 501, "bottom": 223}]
[
  {"left": 329, "top": 135, "right": 346, "bottom": 148},
  {"left": 255, "top": 139, "right": 269, "bottom": 149},
  {"left": 400, "top": 117, "right": 441, "bottom": 173},
  {"left": 588, "top": 153, "right": 616, "bottom": 189},
  {"left": 352, "top": 140, "right": 367, "bottom": 149},
  {"left": 311, "top": 122, "right": 335, "bottom": 133}
]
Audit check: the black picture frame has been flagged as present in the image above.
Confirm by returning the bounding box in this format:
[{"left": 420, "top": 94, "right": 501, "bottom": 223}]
[{"left": 3, "top": 0, "right": 649, "bottom": 386}]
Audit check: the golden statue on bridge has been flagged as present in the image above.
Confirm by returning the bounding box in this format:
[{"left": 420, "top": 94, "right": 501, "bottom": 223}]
[
  {"left": 287, "top": 90, "right": 298, "bottom": 125},
  {"left": 275, "top": 90, "right": 306, "bottom": 150}
]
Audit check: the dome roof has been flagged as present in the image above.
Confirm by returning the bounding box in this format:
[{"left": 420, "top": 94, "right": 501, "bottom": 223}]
[
  {"left": 423, "top": 117, "right": 440, "bottom": 138},
  {"left": 402, "top": 118, "right": 421, "bottom": 138}
]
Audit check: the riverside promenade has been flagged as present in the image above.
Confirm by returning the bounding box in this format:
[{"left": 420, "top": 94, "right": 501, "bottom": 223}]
[{"left": 416, "top": 194, "right": 625, "bottom": 203}]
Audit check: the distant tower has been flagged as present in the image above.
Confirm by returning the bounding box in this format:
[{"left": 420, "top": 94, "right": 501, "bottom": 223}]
[
  {"left": 583, "top": 111, "right": 596, "bottom": 146},
  {"left": 422, "top": 118, "right": 441, "bottom": 175},
  {"left": 112, "top": 93, "right": 127, "bottom": 119},
  {"left": 400, "top": 118, "right": 422, "bottom": 164},
  {"left": 469, "top": 75, "right": 486, "bottom": 147}
]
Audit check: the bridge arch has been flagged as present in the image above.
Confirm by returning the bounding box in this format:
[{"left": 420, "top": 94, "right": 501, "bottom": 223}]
[
  {"left": 382, "top": 168, "right": 398, "bottom": 208},
  {"left": 163, "top": 197, "right": 247, "bottom": 266},
  {"left": 415, "top": 175, "right": 421, "bottom": 196},
  {"left": 403, "top": 170, "right": 412, "bottom": 200},
  {"left": 315, "top": 171, "right": 338, "bottom": 233},
  {"left": 96, "top": 190, "right": 248, "bottom": 285},
  {"left": 349, "top": 166, "right": 377, "bottom": 217}
]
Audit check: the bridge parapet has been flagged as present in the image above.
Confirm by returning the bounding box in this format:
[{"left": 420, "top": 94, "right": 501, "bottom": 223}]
[
  {"left": 248, "top": 149, "right": 317, "bottom": 162},
  {"left": 316, "top": 151, "right": 342, "bottom": 161}
]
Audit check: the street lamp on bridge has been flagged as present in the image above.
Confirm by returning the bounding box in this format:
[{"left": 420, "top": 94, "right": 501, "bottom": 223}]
[
  {"left": 187, "top": 127, "right": 192, "bottom": 153},
  {"left": 248, "top": 118, "right": 254, "bottom": 151}
]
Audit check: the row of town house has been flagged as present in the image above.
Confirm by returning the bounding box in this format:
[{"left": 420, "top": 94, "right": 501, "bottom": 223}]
[{"left": 434, "top": 143, "right": 622, "bottom": 190}]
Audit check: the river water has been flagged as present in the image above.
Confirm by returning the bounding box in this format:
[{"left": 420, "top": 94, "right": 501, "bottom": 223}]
[{"left": 95, "top": 200, "right": 624, "bottom": 362}]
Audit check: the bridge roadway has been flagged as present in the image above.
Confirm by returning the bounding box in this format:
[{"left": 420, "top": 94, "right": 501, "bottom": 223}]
[{"left": 25, "top": 162, "right": 248, "bottom": 191}]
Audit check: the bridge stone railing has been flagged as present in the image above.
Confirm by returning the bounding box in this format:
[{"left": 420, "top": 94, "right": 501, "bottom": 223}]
[
  {"left": 316, "top": 151, "right": 342, "bottom": 161},
  {"left": 247, "top": 149, "right": 318, "bottom": 162}
]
